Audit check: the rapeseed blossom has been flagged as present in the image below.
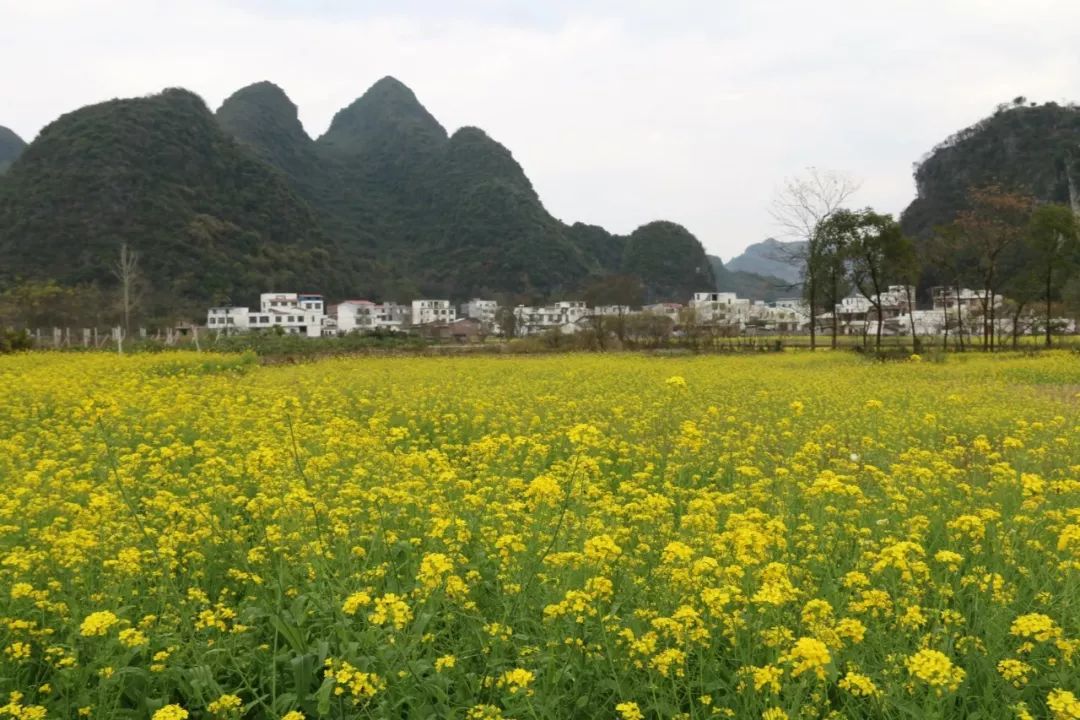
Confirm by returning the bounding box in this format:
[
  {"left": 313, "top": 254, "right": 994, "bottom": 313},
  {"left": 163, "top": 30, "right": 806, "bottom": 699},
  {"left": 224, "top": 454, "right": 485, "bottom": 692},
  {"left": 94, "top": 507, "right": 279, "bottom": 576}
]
[
  {"left": 905, "top": 649, "right": 966, "bottom": 693},
  {"left": 79, "top": 611, "right": 119, "bottom": 637},
  {"left": 0, "top": 351, "right": 1077, "bottom": 718},
  {"left": 151, "top": 706, "right": 189, "bottom": 720}
]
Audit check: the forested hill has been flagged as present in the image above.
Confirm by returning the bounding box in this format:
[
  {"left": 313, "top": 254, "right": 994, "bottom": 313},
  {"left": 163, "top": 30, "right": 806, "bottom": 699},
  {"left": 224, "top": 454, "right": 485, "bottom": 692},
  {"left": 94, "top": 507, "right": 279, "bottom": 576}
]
[
  {"left": 0, "top": 89, "right": 354, "bottom": 319},
  {"left": 0, "top": 126, "right": 25, "bottom": 173},
  {"left": 216, "top": 77, "right": 721, "bottom": 302},
  {"left": 900, "top": 100, "right": 1080, "bottom": 239},
  {"left": 0, "top": 78, "right": 733, "bottom": 319}
]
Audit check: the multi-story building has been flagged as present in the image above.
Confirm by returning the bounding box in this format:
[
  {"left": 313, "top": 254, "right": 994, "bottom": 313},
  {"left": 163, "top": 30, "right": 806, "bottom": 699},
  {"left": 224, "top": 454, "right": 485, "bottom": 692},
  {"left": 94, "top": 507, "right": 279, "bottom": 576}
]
[
  {"left": 208, "top": 291, "right": 325, "bottom": 337},
  {"left": 206, "top": 306, "right": 251, "bottom": 333},
  {"left": 744, "top": 301, "right": 805, "bottom": 333},
  {"left": 690, "top": 292, "right": 751, "bottom": 326},
  {"left": 461, "top": 299, "right": 499, "bottom": 333},
  {"left": 644, "top": 303, "right": 683, "bottom": 323},
  {"left": 411, "top": 299, "right": 456, "bottom": 326},
  {"left": 931, "top": 287, "right": 1001, "bottom": 314},
  {"left": 513, "top": 301, "right": 589, "bottom": 335},
  {"left": 334, "top": 300, "right": 410, "bottom": 334},
  {"left": 592, "top": 305, "right": 634, "bottom": 317},
  {"left": 833, "top": 286, "right": 915, "bottom": 335}
]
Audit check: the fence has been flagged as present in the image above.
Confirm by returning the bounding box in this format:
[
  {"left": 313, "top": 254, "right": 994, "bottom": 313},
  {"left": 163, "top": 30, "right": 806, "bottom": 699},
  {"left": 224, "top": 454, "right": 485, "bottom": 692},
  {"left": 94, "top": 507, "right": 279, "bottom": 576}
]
[
  {"left": 11, "top": 326, "right": 1080, "bottom": 355},
  {"left": 17, "top": 326, "right": 199, "bottom": 350}
]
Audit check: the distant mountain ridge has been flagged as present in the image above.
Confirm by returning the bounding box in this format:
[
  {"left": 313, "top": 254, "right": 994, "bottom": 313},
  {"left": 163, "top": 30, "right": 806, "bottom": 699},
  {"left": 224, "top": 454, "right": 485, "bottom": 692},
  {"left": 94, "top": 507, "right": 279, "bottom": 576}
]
[
  {"left": 0, "top": 126, "right": 25, "bottom": 174},
  {"left": 0, "top": 77, "right": 732, "bottom": 319},
  {"left": 725, "top": 238, "right": 805, "bottom": 285},
  {"left": 709, "top": 255, "right": 794, "bottom": 302}
]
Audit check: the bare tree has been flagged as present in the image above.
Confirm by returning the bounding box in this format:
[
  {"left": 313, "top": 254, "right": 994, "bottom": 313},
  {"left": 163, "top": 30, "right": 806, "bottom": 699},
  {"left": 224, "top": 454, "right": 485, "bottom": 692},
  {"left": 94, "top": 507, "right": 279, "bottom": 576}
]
[
  {"left": 112, "top": 242, "right": 140, "bottom": 338},
  {"left": 770, "top": 168, "right": 861, "bottom": 349}
]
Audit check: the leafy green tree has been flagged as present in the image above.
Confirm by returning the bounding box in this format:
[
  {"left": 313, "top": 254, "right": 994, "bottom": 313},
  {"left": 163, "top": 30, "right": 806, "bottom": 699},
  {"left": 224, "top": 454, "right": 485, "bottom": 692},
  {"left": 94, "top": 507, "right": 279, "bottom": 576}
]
[
  {"left": 1026, "top": 203, "right": 1080, "bottom": 346},
  {"left": 811, "top": 210, "right": 858, "bottom": 348},
  {"left": 840, "top": 209, "right": 911, "bottom": 351}
]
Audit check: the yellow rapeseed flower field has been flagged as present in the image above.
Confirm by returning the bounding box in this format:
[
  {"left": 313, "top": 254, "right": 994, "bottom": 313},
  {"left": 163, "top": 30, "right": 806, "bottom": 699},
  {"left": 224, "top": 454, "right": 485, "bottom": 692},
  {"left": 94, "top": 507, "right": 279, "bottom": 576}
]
[{"left": 1, "top": 351, "right": 1079, "bottom": 719}]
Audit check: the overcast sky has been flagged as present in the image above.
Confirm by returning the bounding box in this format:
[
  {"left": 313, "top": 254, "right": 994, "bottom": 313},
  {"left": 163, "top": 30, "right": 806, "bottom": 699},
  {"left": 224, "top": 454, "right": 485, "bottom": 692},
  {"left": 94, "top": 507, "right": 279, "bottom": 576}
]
[{"left": 3, "top": 1, "right": 1079, "bottom": 259}]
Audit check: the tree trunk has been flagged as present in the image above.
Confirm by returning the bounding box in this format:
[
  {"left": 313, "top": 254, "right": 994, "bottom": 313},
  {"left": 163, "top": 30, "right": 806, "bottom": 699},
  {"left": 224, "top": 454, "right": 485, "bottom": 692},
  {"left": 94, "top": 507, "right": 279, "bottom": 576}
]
[
  {"left": 876, "top": 303, "right": 884, "bottom": 351},
  {"left": 1012, "top": 304, "right": 1024, "bottom": 349},
  {"left": 904, "top": 286, "right": 917, "bottom": 352},
  {"left": 1046, "top": 268, "right": 1053, "bottom": 348},
  {"left": 942, "top": 302, "right": 949, "bottom": 351},
  {"left": 831, "top": 274, "right": 839, "bottom": 350},
  {"left": 954, "top": 283, "right": 965, "bottom": 351}
]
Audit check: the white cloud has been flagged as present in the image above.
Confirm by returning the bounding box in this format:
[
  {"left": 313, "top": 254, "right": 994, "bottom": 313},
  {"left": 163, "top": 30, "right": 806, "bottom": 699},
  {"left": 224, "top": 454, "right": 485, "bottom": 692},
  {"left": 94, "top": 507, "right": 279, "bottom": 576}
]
[{"left": 1, "top": 0, "right": 1078, "bottom": 259}]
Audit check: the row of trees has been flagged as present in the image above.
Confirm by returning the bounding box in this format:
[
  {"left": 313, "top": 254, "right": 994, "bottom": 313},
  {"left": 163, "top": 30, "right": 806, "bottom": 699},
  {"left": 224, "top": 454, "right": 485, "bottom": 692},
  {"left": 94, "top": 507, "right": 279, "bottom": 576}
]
[
  {"left": 0, "top": 243, "right": 142, "bottom": 333},
  {"left": 772, "top": 169, "right": 1080, "bottom": 351}
]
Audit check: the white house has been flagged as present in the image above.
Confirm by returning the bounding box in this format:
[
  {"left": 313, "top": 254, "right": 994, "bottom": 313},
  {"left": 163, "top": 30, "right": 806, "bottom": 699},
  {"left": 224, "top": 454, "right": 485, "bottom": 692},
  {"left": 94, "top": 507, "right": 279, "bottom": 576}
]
[
  {"left": 745, "top": 301, "right": 805, "bottom": 333},
  {"left": 334, "top": 300, "right": 376, "bottom": 334},
  {"left": 412, "top": 300, "right": 456, "bottom": 326},
  {"left": 831, "top": 286, "right": 915, "bottom": 336},
  {"left": 207, "top": 291, "right": 325, "bottom": 337},
  {"left": 592, "top": 305, "right": 634, "bottom": 317},
  {"left": 644, "top": 303, "right": 683, "bottom": 323},
  {"left": 931, "top": 287, "right": 1002, "bottom": 315},
  {"left": 206, "top": 306, "right": 250, "bottom": 333},
  {"left": 461, "top": 299, "right": 499, "bottom": 333},
  {"left": 334, "top": 300, "right": 410, "bottom": 334},
  {"left": 690, "top": 292, "right": 751, "bottom": 326},
  {"left": 513, "top": 301, "right": 589, "bottom": 335}
]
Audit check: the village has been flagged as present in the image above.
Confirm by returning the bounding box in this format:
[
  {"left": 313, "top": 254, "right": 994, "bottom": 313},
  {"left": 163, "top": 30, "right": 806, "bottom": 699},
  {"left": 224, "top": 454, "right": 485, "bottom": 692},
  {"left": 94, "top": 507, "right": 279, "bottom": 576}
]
[{"left": 202, "top": 285, "right": 1070, "bottom": 344}]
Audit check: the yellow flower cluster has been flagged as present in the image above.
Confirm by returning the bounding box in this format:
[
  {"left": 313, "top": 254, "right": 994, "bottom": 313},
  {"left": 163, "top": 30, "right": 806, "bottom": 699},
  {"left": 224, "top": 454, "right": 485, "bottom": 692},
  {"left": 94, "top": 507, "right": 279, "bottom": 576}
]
[
  {"left": 0, "top": 350, "right": 1078, "bottom": 718},
  {"left": 324, "top": 658, "right": 384, "bottom": 705},
  {"left": 79, "top": 611, "right": 119, "bottom": 637},
  {"left": 905, "top": 649, "right": 966, "bottom": 693}
]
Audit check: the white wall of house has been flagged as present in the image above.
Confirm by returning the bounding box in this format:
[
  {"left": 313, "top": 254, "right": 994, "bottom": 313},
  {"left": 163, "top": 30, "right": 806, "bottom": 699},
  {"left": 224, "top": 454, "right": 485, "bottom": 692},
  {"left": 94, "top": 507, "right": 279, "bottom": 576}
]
[
  {"left": 412, "top": 299, "right": 455, "bottom": 325},
  {"left": 335, "top": 300, "right": 409, "bottom": 333},
  {"left": 514, "top": 301, "right": 589, "bottom": 335},
  {"left": 462, "top": 299, "right": 497, "bottom": 321},
  {"left": 461, "top": 299, "right": 499, "bottom": 333},
  {"left": 208, "top": 292, "right": 325, "bottom": 337},
  {"left": 644, "top": 303, "right": 683, "bottom": 322},
  {"left": 690, "top": 291, "right": 750, "bottom": 325},
  {"left": 206, "top": 306, "right": 250, "bottom": 332},
  {"left": 593, "top": 305, "right": 633, "bottom": 316}
]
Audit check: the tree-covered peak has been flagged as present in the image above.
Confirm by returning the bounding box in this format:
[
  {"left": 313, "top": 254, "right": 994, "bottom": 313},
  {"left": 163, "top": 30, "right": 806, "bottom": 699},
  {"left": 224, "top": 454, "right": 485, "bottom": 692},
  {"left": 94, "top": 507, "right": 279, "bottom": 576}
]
[
  {"left": 216, "top": 81, "right": 313, "bottom": 156},
  {"left": 623, "top": 221, "right": 717, "bottom": 302},
  {"left": 217, "top": 82, "right": 305, "bottom": 134},
  {"left": 901, "top": 100, "right": 1080, "bottom": 240},
  {"left": 317, "top": 76, "right": 447, "bottom": 156},
  {"left": 442, "top": 126, "right": 536, "bottom": 199}
]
